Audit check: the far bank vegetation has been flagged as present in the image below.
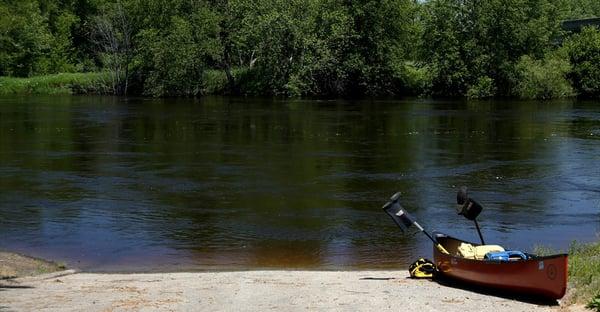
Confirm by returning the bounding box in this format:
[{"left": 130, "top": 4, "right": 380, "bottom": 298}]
[{"left": 1, "top": 0, "right": 600, "bottom": 99}]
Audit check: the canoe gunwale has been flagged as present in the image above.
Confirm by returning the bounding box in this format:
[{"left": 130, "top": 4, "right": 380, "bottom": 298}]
[{"left": 432, "top": 231, "right": 568, "bottom": 261}]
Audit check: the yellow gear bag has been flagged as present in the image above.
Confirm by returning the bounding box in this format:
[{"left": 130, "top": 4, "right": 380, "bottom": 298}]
[
  {"left": 457, "top": 243, "right": 504, "bottom": 260},
  {"left": 408, "top": 258, "right": 436, "bottom": 279}
]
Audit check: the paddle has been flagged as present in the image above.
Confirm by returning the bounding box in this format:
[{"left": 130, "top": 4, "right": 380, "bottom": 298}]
[
  {"left": 383, "top": 192, "right": 449, "bottom": 254},
  {"left": 456, "top": 186, "right": 485, "bottom": 245}
]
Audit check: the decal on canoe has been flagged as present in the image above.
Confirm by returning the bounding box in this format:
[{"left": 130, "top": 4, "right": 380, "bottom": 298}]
[{"left": 547, "top": 264, "right": 557, "bottom": 280}]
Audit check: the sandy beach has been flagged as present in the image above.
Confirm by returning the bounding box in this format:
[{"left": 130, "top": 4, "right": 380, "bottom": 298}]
[{"left": 0, "top": 270, "right": 588, "bottom": 312}]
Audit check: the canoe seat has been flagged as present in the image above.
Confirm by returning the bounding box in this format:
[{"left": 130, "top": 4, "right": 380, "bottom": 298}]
[{"left": 457, "top": 243, "right": 504, "bottom": 260}]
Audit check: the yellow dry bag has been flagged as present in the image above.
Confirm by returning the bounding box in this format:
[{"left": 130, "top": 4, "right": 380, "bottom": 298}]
[{"left": 408, "top": 258, "right": 436, "bottom": 279}]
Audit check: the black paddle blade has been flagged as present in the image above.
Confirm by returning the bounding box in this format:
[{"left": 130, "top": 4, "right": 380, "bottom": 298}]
[
  {"left": 456, "top": 186, "right": 469, "bottom": 214},
  {"left": 383, "top": 192, "right": 416, "bottom": 232},
  {"left": 456, "top": 186, "right": 483, "bottom": 220},
  {"left": 457, "top": 186, "right": 468, "bottom": 205}
]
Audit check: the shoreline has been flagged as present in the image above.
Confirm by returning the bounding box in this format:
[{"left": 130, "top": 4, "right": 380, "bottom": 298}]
[
  {"left": 0, "top": 73, "right": 588, "bottom": 99},
  {"left": 0, "top": 251, "right": 65, "bottom": 279},
  {"left": 0, "top": 73, "right": 111, "bottom": 95},
  {"left": 0, "top": 251, "right": 590, "bottom": 312},
  {"left": 1, "top": 270, "right": 587, "bottom": 312}
]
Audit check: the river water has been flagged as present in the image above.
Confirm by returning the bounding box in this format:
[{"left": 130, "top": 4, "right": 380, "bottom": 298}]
[{"left": 0, "top": 96, "right": 598, "bottom": 271}]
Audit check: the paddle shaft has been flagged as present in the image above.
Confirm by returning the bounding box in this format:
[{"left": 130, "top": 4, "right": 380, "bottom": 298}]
[
  {"left": 413, "top": 221, "right": 449, "bottom": 254},
  {"left": 474, "top": 219, "right": 485, "bottom": 245}
]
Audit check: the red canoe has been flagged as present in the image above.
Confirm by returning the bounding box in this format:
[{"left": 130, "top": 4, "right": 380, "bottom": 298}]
[{"left": 432, "top": 232, "right": 568, "bottom": 299}]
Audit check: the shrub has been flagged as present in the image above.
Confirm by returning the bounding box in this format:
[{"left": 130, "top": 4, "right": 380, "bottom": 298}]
[
  {"left": 514, "top": 52, "right": 574, "bottom": 99},
  {"left": 565, "top": 26, "right": 600, "bottom": 98},
  {"left": 400, "top": 62, "right": 433, "bottom": 96},
  {"left": 466, "top": 76, "right": 496, "bottom": 99}
]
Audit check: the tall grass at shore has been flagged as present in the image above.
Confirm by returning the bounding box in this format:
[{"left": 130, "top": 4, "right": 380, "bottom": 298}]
[
  {"left": 568, "top": 241, "right": 600, "bottom": 310},
  {"left": 534, "top": 240, "right": 600, "bottom": 309},
  {"left": 0, "top": 73, "right": 111, "bottom": 95}
]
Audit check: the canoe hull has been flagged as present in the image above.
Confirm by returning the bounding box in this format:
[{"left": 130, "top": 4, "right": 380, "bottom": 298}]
[{"left": 433, "top": 232, "right": 568, "bottom": 299}]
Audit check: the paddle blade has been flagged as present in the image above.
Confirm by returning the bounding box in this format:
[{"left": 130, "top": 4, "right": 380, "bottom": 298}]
[
  {"left": 457, "top": 186, "right": 469, "bottom": 205},
  {"left": 383, "top": 192, "right": 416, "bottom": 232},
  {"left": 456, "top": 186, "right": 483, "bottom": 220}
]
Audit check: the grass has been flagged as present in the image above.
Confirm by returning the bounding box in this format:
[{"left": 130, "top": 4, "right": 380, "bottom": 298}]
[
  {"left": 588, "top": 295, "right": 600, "bottom": 311},
  {"left": 0, "top": 251, "right": 65, "bottom": 279},
  {"left": 202, "top": 69, "right": 230, "bottom": 95},
  {"left": 0, "top": 72, "right": 111, "bottom": 95},
  {"left": 568, "top": 241, "right": 600, "bottom": 309},
  {"left": 535, "top": 240, "right": 600, "bottom": 309}
]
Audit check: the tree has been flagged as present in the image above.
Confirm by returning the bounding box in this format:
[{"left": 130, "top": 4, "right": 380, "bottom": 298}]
[
  {"left": 137, "top": 4, "right": 222, "bottom": 97},
  {"left": 421, "top": 0, "right": 567, "bottom": 97},
  {"left": 92, "top": 1, "right": 133, "bottom": 95},
  {"left": 0, "top": 0, "right": 52, "bottom": 77},
  {"left": 565, "top": 26, "right": 600, "bottom": 97}
]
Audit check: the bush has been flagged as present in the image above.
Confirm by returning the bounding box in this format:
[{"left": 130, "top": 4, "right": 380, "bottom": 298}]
[
  {"left": 466, "top": 76, "right": 496, "bottom": 99},
  {"left": 565, "top": 26, "right": 600, "bottom": 98},
  {"left": 400, "top": 62, "right": 433, "bottom": 96},
  {"left": 514, "top": 53, "right": 574, "bottom": 99},
  {"left": 201, "top": 70, "right": 229, "bottom": 95}
]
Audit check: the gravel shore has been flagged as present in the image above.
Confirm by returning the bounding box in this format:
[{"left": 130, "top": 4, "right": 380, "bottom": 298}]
[{"left": 0, "top": 270, "right": 587, "bottom": 312}]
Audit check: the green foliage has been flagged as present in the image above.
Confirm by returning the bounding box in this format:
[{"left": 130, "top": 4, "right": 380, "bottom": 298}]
[
  {"left": 137, "top": 4, "right": 221, "bottom": 97},
  {"left": 564, "top": 0, "right": 600, "bottom": 19},
  {"left": 46, "top": 10, "right": 80, "bottom": 73},
  {"left": 514, "top": 52, "right": 574, "bottom": 99},
  {"left": 201, "top": 69, "right": 229, "bottom": 95},
  {"left": 1, "top": 0, "right": 600, "bottom": 97},
  {"left": 0, "top": 0, "right": 52, "bottom": 76},
  {"left": 587, "top": 294, "right": 600, "bottom": 312},
  {"left": 199, "top": 0, "right": 421, "bottom": 96},
  {"left": 564, "top": 27, "right": 600, "bottom": 98},
  {"left": 421, "top": 0, "right": 567, "bottom": 97},
  {"left": 533, "top": 241, "right": 600, "bottom": 307},
  {"left": 568, "top": 240, "right": 600, "bottom": 305},
  {"left": 398, "top": 62, "right": 433, "bottom": 96},
  {"left": 343, "top": 0, "right": 420, "bottom": 96},
  {"left": 0, "top": 0, "right": 102, "bottom": 77},
  {"left": 467, "top": 76, "right": 496, "bottom": 99},
  {"left": 0, "top": 72, "right": 110, "bottom": 95},
  {"left": 532, "top": 245, "right": 556, "bottom": 256},
  {"left": 200, "top": 67, "right": 252, "bottom": 95}
]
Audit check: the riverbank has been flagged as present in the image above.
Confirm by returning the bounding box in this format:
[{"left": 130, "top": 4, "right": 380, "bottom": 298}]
[
  {"left": 0, "top": 73, "right": 110, "bottom": 95},
  {"left": 0, "top": 251, "right": 65, "bottom": 279},
  {"left": 1, "top": 270, "right": 588, "bottom": 312},
  {"left": 0, "top": 251, "right": 594, "bottom": 312},
  {"left": 0, "top": 71, "right": 590, "bottom": 99},
  {"left": 567, "top": 241, "right": 600, "bottom": 310}
]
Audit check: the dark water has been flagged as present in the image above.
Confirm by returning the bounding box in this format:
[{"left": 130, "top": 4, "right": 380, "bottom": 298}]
[{"left": 0, "top": 96, "right": 599, "bottom": 272}]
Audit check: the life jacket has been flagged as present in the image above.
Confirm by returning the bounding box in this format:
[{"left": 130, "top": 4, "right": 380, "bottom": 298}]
[{"left": 408, "top": 258, "right": 436, "bottom": 279}]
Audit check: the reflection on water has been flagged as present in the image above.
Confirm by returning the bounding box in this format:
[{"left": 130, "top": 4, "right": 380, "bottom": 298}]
[{"left": 0, "top": 96, "right": 598, "bottom": 271}]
